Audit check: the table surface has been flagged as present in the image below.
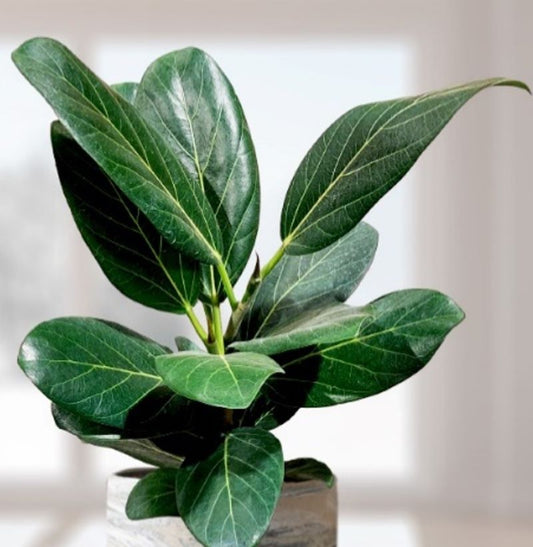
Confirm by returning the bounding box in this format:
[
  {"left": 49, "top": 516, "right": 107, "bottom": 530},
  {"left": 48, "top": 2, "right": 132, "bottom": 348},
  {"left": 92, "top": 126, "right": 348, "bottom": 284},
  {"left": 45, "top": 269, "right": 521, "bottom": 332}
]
[{"left": 2, "top": 513, "right": 533, "bottom": 546}]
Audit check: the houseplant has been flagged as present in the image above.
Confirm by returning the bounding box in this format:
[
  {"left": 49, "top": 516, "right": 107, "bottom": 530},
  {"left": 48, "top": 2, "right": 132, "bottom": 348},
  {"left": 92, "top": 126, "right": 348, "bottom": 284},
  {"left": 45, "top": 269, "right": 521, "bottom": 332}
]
[{"left": 12, "top": 37, "right": 528, "bottom": 546}]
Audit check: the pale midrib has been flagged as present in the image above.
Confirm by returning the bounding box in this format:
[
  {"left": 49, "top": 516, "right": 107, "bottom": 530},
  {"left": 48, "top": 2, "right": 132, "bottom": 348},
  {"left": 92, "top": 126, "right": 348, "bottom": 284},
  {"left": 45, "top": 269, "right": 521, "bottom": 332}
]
[
  {"left": 113, "top": 185, "right": 191, "bottom": 305},
  {"left": 254, "top": 241, "right": 344, "bottom": 337},
  {"left": 282, "top": 312, "right": 460, "bottom": 368},
  {"left": 220, "top": 355, "right": 244, "bottom": 399},
  {"left": 285, "top": 80, "right": 502, "bottom": 245},
  {"left": 223, "top": 437, "right": 238, "bottom": 544},
  {"left": 285, "top": 95, "right": 427, "bottom": 243},
  {"left": 237, "top": 313, "right": 369, "bottom": 351},
  {"left": 43, "top": 358, "right": 161, "bottom": 380}
]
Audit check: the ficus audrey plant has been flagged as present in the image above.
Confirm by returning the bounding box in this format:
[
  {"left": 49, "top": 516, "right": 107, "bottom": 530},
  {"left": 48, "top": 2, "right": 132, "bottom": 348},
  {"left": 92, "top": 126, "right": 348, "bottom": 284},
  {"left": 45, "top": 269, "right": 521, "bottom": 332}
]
[{"left": 12, "top": 37, "right": 528, "bottom": 547}]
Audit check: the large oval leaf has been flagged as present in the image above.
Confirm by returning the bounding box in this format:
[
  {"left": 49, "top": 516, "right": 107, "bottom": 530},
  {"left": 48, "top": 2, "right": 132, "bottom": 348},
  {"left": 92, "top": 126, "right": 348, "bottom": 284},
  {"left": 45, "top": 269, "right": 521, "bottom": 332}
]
[
  {"left": 52, "top": 404, "right": 184, "bottom": 468},
  {"left": 155, "top": 351, "right": 283, "bottom": 409},
  {"left": 236, "top": 222, "right": 377, "bottom": 341},
  {"left": 12, "top": 38, "right": 222, "bottom": 264},
  {"left": 176, "top": 428, "right": 283, "bottom": 547},
  {"left": 52, "top": 122, "right": 200, "bottom": 313},
  {"left": 135, "top": 48, "right": 260, "bottom": 295},
  {"left": 18, "top": 317, "right": 168, "bottom": 428},
  {"left": 268, "top": 289, "right": 464, "bottom": 407},
  {"left": 281, "top": 78, "right": 529, "bottom": 255}
]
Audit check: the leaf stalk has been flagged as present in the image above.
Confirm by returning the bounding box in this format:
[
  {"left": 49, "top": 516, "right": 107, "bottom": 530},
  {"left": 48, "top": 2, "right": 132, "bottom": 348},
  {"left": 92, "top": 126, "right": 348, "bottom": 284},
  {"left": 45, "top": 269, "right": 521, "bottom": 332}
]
[
  {"left": 215, "top": 260, "right": 238, "bottom": 310},
  {"left": 183, "top": 303, "right": 209, "bottom": 344}
]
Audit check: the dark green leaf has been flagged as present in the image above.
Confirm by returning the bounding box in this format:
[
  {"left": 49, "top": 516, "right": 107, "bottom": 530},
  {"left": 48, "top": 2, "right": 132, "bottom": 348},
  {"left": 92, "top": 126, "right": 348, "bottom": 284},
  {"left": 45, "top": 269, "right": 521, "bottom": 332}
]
[
  {"left": 231, "top": 305, "right": 368, "bottom": 355},
  {"left": 52, "top": 404, "right": 184, "bottom": 468},
  {"left": 156, "top": 351, "right": 283, "bottom": 409},
  {"left": 12, "top": 38, "right": 222, "bottom": 264},
  {"left": 18, "top": 317, "right": 168, "bottom": 428},
  {"left": 135, "top": 47, "right": 260, "bottom": 295},
  {"left": 285, "top": 458, "right": 335, "bottom": 487},
  {"left": 281, "top": 78, "right": 529, "bottom": 254},
  {"left": 118, "top": 387, "right": 227, "bottom": 459},
  {"left": 236, "top": 222, "right": 377, "bottom": 341},
  {"left": 52, "top": 122, "right": 200, "bottom": 313},
  {"left": 176, "top": 428, "right": 283, "bottom": 547},
  {"left": 126, "top": 468, "right": 180, "bottom": 520},
  {"left": 269, "top": 289, "right": 464, "bottom": 407},
  {"left": 235, "top": 393, "right": 299, "bottom": 431}
]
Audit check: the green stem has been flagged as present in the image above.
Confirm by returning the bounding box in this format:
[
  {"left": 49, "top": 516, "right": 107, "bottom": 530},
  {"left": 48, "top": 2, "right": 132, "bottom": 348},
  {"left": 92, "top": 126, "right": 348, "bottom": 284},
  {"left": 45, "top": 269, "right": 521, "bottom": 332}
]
[
  {"left": 206, "top": 267, "right": 225, "bottom": 355},
  {"left": 215, "top": 260, "right": 238, "bottom": 310},
  {"left": 184, "top": 303, "right": 208, "bottom": 345},
  {"left": 256, "top": 238, "right": 291, "bottom": 289},
  {"left": 202, "top": 302, "right": 215, "bottom": 341},
  {"left": 212, "top": 303, "right": 225, "bottom": 354}
]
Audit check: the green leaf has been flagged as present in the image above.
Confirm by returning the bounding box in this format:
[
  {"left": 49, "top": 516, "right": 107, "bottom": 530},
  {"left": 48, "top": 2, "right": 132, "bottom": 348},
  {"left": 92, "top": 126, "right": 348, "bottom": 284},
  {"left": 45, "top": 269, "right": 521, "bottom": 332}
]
[
  {"left": 235, "top": 393, "right": 300, "bottom": 431},
  {"left": 281, "top": 78, "right": 529, "bottom": 254},
  {"left": 236, "top": 222, "right": 377, "bottom": 341},
  {"left": 111, "top": 82, "right": 138, "bottom": 103},
  {"left": 117, "top": 387, "right": 227, "bottom": 459},
  {"left": 12, "top": 37, "right": 222, "bottom": 264},
  {"left": 155, "top": 351, "right": 284, "bottom": 409},
  {"left": 176, "top": 428, "right": 283, "bottom": 547},
  {"left": 52, "top": 404, "right": 184, "bottom": 468},
  {"left": 174, "top": 336, "right": 203, "bottom": 352},
  {"left": 18, "top": 317, "right": 168, "bottom": 428},
  {"left": 135, "top": 48, "right": 260, "bottom": 295},
  {"left": 52, "top": 122, "right": 200, "bottom": 313},
  {"left": 126, "top": 468, "right": 180, "bottom": 520},
  {"left": 269, "top": 289, "right": 465, "bottom": 407},
  {"left": 232, "top": 305, "right": 370, "bottom": 355},
  {"left": 285, "top": 458, "right": 335, "bottom": 487}
]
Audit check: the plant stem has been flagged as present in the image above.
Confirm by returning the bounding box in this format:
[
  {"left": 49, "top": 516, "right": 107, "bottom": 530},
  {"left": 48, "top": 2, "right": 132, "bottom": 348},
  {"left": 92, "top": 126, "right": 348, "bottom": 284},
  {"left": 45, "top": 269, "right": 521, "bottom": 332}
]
[
  {"left": 256, "top": 237, "right": 291, "bottom": 289},
  {"left": 212, "top": 303, "right": 225, "bottom": 354},
  {"left": 184, "top": 303, "right": 209, "bottom": 345},
  {"left": 224, "top": 408, "right": 234, "bottom": 428},
  {"left": 215, "top": 260, "right": 238, "bottom": 310},
  {"left": 206, "top": 267, "right": 225, "bottom": 355}
]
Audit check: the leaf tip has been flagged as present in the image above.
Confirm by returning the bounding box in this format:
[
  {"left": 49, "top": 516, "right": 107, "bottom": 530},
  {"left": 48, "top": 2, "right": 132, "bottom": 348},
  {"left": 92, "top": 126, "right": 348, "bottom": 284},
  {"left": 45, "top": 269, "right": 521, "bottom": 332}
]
[{"left": 496, "top": 78, "right": 531, "bottom": 95}]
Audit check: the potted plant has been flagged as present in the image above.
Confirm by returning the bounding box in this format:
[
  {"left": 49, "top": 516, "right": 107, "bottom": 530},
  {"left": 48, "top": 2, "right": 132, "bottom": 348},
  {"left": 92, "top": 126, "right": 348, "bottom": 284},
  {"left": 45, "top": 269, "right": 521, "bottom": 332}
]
[{"left": 12, "top": 37, "right": 528, "bottom": 546}]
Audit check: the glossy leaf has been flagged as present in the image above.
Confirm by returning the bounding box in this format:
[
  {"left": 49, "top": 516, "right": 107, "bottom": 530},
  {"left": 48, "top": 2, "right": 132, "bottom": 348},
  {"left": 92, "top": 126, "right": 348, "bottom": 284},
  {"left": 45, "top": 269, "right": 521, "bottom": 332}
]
[
  {"left": 176, "top": 428, "right": 283, "bottom": 547},
  {"left": 281, "top": 78, "right": 529, "bottom": 254},
  {"left": 269, "top": 289, "right": 464, "bottom": 407},
  {"left": 12, "top": 38, "right": 222, "bottom": 264},
  {"left": 52, "top": 122, "right": 200, "bottom": 313},
  {"left": 236, "top": 222, "right": 377, "bottom": 341},
  {"left": 231, "top": 304, "right": 369, "bottom": 355},
  {"left": 285, "top": 458, "right": 335, "bottom": 487},
  {"left": 126, "top": 468, "right": 180, "bottom": 520},
  {"left": 52, "top": 404, "right": 184, "bottom": 468},
  {"left": 18, "top": 317, "right": 168, "bottom": 428},
  {"left": 156, "top": 351, "right": 283, "bottom": 409},
  {"left": 135, "top": 47, "right": 260, "bottom": 294}
]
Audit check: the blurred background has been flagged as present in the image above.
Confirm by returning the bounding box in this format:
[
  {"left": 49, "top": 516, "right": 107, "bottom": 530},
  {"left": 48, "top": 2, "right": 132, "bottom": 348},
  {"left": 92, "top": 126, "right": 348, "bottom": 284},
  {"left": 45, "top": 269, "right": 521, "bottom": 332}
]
[{"left": 1, "top": 0, "right": 532, "bottom": 545}]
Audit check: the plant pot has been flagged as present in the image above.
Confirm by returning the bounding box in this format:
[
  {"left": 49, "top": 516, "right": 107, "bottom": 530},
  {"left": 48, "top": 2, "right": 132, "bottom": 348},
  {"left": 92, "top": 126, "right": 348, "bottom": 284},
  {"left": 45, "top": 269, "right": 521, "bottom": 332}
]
[{"left": 107, "top": 468, "right": 337, "bottom": 546}]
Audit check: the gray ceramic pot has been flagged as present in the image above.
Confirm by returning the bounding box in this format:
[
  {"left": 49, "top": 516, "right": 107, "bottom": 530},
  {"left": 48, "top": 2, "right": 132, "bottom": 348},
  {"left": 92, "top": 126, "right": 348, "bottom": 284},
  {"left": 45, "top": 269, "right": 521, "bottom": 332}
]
[{"left": 107, "top": 468, "right": 337, "bottom": 546}]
